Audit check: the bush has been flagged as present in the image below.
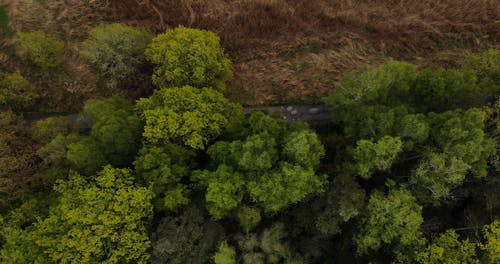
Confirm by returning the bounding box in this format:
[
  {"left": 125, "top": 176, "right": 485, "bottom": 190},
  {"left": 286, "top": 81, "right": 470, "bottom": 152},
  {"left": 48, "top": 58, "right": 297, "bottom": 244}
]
[
  {"left": 31, "top": 116, "right": 75, "bottom": 143},
  {"left": 0, "top": 71, "right": 38, "bottom": 111},
  {"left": 145, "top": 26, "right": 232, "bottom": 91},
  {"left": 83, "top": 23, "right": 152, "bottom": 88},
  {"left": 18, "top": 31, "right": 64, "bottom": 69}
]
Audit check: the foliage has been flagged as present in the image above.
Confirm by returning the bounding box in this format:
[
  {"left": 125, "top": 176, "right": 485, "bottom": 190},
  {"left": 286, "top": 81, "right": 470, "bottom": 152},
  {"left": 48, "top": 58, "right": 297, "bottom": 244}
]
[
  {"left": 0, "top": 71, "right": 38, "bottom": 111},
  {"left": 355, "top": 186, "right": 424, "bottom": 255},
  {"left": 83, "top": 23, "right": 152, "bottom": 88},
  {"left": 214, "top": 241, "right": 238, "bottom": 264},
  {"left": 350, "top": 136, "right": 403, "bottom": 179},
  {"left": 134, "top": 144, "right": 194, "bottom": 212},
  {"left": 31, "top": 116, "right": 74, "bottom": 143},
  {"left": 237, "top": 206, "right": 262, "bottom": 233},
  {"left": 151, "top": 206, "right": 224, "bottom": 264},
  {"left": 482, "top": 220, "right": 500, "bottom": 263},
  {"left": 194, "top": 111, "right": 326, "bottom": 218},
  {"left": 18, "top": 31, "right": 64, "bottom": 69},
  {"left": 316, "top": 174, "right": 366, "bottom": 235},
  {"left": 417, "top": 230, "right": 479, "bottom": 264},
  {"left": 145, "top": 26, "right": 232, "bottom": 91},
  {"left": 0, "top": 166, "right": 154, "bottom": 263},
  {"left": 83, "top": 96, "right": 143, "bottom": 166},
  {"left": 137, "top": 86, "right": 243, "bottom": 149},
  {"left": 237, "top": 223, "right": 304, "bottom": 264}
]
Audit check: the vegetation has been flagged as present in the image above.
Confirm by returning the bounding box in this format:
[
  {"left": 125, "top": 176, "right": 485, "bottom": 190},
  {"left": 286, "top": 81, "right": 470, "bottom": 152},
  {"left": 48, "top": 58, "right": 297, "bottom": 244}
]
[
  {"left": 17, "top": 31, "right": 64, "bottom": 69},
  {"left": 83, "top": 23, "right": 152, "bottom": 88},
  {"left": 145, "top": 26, "right": 232, "bottom": 91},
  {"left": 0, "top": 6, "right": 499, "bottom": 263}
]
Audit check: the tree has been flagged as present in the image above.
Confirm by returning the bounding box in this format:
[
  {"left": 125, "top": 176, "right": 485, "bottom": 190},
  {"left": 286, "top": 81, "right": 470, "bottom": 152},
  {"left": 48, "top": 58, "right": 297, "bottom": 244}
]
[
  {"left": 195, "top": 111, "right": 326, "bottom": 218},
  {"left": 282, "top": 130, "right": 325, "bottom": 169},
  {"left": 66, "top": 136, "right": 107, "bottom": 175},
  {"left": 214, "top": 241, "right": 237, "bottom": 264},
  {"left": 350, "top": 136, "right": 403, "bottom": 179},
  {"left": 137, "top": 86, "right": 243, "bottom": 149},
  {"left": 83, "top": 23, "right": 152, "bottom": 88},
  {"left": 247, "top": 163, "right": 325, "bottom": 213},
  {"left": 31, "top": 116, "right": 75, "bottom": 143},
  {"left": 145, "top": 26, "right": 232, "bottom": 91},
  {"left": 133, "top": 144, "right": 194, "bottom": 212},
  {"left": 411, "top": 68, "right": 482, "bottom": 112},
  {"left": 37, "top": 133, "right": 82, "bottom": 166},
  {"left": 417, "top": 230, "right": 479, "bottom": 264},
  {"left": 237, "top": 223, "right": 304, "bottom": 264},
  {"left": 17, "top": 30, "right": 64, "bottom": 69},
  {"left": 482, "top": 220, "right": 500, "bottom": 263},
  {"left": 355, "top": 186, "right": 424, "bottom": 255},
  {"left": 83, "top": 96, "right": 143, "bottom": 167},
  {"left": 316, "top": 174, "right": 366, "bottom": 235},
  {"left": 324, "top": 60, "right": 417, "bottom": 111},
  {"left": 4, "top": 166, "right": 154, "bottom": 263},
  {"left": 237, "top": 206, "right": 262, "bottom": 233},
  {"left": 151, "top": 206, "right": 224, "bottom": 264},
  {"left": 0, "top": 71, "right": 38, "bottom": 111},
  {"left": 192, "top": 164, "right": 245, "bottom": 219},
  {"left": 411, "top": 152, "right": 470, "bottom": 201},
  {"left": 427, "top": 108, "right": 494, "bottom": 178}
]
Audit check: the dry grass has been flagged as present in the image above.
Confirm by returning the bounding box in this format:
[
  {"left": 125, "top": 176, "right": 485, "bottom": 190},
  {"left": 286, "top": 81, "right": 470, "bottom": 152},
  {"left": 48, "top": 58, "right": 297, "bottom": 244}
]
[
  {"left": 1, "top": 0, "right": 499, "bottom": 105},
  {"left": 105, "top": 0, "right": 500, "bottom": 104}
]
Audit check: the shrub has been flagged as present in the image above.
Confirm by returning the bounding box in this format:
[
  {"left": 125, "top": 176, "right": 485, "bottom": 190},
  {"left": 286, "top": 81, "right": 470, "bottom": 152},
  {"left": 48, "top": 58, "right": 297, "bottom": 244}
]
[
  {"left": 145, "top": 26, "right": 232, "bottom": 91},
  {"left": 0, "top": 71, "right": 38, "bottom": 111},
  {"left": 83, "top": 23, "right": 152, "bottom": 88},
  {"left": 18, "top": 31, "right": 64, "bottom": 69},
  {"left": 31, "top": 116, "right": 75, "bottom": 143}
]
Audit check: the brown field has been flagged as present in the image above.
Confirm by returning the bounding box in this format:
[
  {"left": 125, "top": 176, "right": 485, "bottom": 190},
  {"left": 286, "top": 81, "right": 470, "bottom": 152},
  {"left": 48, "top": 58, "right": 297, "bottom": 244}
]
[{"left": 1, "top": 0, "right": 499, "bottom": 106}]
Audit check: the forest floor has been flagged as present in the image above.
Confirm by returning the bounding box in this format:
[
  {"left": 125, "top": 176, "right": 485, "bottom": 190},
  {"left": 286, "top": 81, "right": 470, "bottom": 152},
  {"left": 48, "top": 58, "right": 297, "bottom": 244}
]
[{"left": 1, "top": 0, "right": 499, "bottom": 107}]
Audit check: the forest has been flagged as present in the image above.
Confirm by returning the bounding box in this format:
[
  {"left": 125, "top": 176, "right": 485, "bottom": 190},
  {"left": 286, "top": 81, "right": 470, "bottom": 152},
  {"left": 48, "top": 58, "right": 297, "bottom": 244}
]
[{"left": 0, "top": 0, "right": 500, "bottom": 264}]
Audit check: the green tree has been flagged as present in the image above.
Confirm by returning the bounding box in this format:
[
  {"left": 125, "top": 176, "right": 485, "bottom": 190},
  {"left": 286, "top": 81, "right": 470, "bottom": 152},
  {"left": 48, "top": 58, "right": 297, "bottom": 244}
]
[
  {"left": 411, "top": 152, "right": 470, "bottom": 201},
  {"left": 18, "top": 30, "right": 64, "bottom": 69},
  {"left": 411, "top": 68, "right": 482, "bottom": 112},
  {"left": 355, "top": 186, "right": 424, "bottom": 255},
  {"left": 0, "top": 71, "right": 38, "bottom": 111},
  {"left": 237, "top": 206, "right": 262, "bottom": 233},
  {"left": 151, "top": 206, "right": 224, "bottom": 264},
  {"left": 83, "top": 23, "right": 152, "bottom": 88},
  {"left": 137, "top": 86, "right": 243, "bottom": 149},
  {"left": 145, "top": 26, "right": 232, "bottom": 91},
  {"left": 31, "top": 116, "right": 75, "bottom": 143},
  {"left": 133, "top": 144, "right": 194, "bottom": 211},
  {"left": 282, "top": 130, "right": 325, "bottom": 169},
  {"left": 324, "top": 60, "right": 416, "bottom": 109},
  {"left": 214, "top": 241, "right": 237, "bottom": 264},
  {"left": 37, "top": 133, "right": 81, "bottom": 166},
  {"left": 350, "top": 136, "right": 403, "bottom": 179},
  {"left": 247, "top": 163, "right": 325, "bottom": 213},
  {"left": 482, "top": 220, "right": 500, "bottom": 263},
  {"left": 66, "top": 136, "right": 107, "bottom": 175},
  {"left": 195, "top": 111, "right": 326, "bottom": 218},
  {"left": 316, "top": 174, "right": 366, "bottom": 235},
  {"left": 4, "top": 166, "right": 154, "bottom": 263},
  {"left": 417, "top": 230, "right": 479, "bottom": 264},
  {"left": 193, "top": 164, "right": 245, "bottom": 219}
]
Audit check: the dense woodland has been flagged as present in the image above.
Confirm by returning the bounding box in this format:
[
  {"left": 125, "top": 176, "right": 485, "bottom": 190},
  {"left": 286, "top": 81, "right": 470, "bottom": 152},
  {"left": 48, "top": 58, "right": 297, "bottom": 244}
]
[{"left": 0, "top": 2, "right": 499, "bottom": 264}]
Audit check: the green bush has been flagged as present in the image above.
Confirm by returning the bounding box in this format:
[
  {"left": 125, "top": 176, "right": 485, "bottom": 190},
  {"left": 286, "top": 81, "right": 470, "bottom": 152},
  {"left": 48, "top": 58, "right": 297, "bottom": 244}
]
[
  {"left": 0, "top": 71, "right": 38, "bottom": 111},
  {"left": 83, "top": 23, "right": 152, "bottom": 88},
  {"left": 31, "top": 116, "right": 75, "bottom": 143},
  {"left": 18, "top": 30, "right": 64, "bottom": 69},
  {"left": 145, "top": 26, "right": 232, "bottom": 91}
]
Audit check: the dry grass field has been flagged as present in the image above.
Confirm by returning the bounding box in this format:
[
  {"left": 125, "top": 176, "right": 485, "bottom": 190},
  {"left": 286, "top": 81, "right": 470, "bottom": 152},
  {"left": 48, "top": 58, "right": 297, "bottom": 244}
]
[{"left": 1, "top": 0, "right": 499, "bottom": 105}]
